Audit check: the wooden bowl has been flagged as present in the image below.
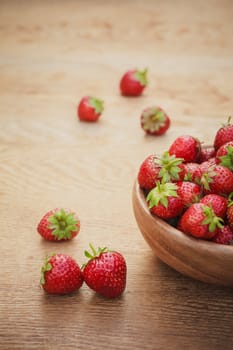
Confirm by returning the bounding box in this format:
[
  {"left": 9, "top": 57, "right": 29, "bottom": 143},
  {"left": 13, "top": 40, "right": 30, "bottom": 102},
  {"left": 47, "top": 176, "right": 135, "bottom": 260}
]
[{"left": 132, "top": 180, "right": 233, "bottom": 287}]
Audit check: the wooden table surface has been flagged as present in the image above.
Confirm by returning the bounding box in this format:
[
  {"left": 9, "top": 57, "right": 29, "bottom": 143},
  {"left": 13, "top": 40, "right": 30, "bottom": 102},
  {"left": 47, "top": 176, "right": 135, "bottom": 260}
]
[{"left": 1, "top": 1, "right": 233, "bottom": 349}]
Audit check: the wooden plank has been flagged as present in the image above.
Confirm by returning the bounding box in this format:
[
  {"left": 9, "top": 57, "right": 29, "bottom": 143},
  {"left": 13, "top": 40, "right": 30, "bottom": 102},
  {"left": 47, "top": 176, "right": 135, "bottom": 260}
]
[{"left": 0, "top": 1, "right": 233, "bottom": 349}]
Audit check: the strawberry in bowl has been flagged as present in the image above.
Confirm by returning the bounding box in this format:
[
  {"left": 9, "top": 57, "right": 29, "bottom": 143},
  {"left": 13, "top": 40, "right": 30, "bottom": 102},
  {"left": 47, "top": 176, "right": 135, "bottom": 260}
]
[{"left": 133, "top": 122, "right": 233, "bottom": 287}]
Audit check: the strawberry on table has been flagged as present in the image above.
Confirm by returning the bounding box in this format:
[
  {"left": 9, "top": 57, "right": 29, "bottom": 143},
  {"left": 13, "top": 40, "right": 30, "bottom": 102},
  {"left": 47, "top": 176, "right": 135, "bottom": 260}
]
[
  {"left": 178, "top": 203, "right": 223, "bottom": 239},
  {"left": 82, "top": 244, "right": 127, "bottom": 299},
  {"left": 146, "top": 181, "right": 183, "bottom": 220},
  {"left": 77, "top": 96, "right": 104, "bottom": 122},
  {"left": 120, "top": 68, "right": 148, "bottom": 96},
  {"left": 168, "top": 135, "right": 201, "bottom": 163},
  {"left": 37, "top": 208, "right": 80, "bottom": 241},
  {"left": 214, "top": 117, "right": 233, "bottom": 150},
  {"left": 140, "top": 106, "right": 170, "bottom": 135},
  {"left": 40, "top": 253, "right": 83, "bottom": 295}
]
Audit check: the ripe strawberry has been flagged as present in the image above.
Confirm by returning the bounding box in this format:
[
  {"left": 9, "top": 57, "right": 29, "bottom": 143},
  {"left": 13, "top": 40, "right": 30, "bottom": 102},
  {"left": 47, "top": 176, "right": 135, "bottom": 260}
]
[
  {"left": 199, "top": 158, "right": 216, "bottom": 173},
  {"left": 227, "top": 205, "right": 233, "bottom": 229},
  {"left": 199, "top": 146, "right": 216, "bottom": 163},
  {"left": 37, "top": 208, "right": 80, "bottom": 241},
  {"left": 137, "top": 155, "right": 161, "bottom": 190},
  {"left": 137, "top": 152, "right": 185, "bottom": 190},
  {"left": 227, "top": 194, "right": 233, "bottom": 229},
  {"left": 214, "top": 117, "right": 233, "bottom": 150},
  {"left": 147, "top": 181, "right": 183, "bottom": 219},
  {"left": 200, "top": 194, "right": 227, "bottom": 218},
  {"left": 77, "top": 96, "right": 104, "bottom": 122},
  {"left": 168, "top": 135, "right": 201, "bottom": 163},
  {"left": 191, "top": 159, "right": 216, "bottom": 185},
  {"left": 40, "top": 253, "right": 83, "bottom": 295},
  {"left": 176, "top": 181, "right": 202, "bottom": 208},
  {"left": 140, "top": 106, "right": 170, "bottom": 135},
  {"left": 197, "top": 164, "right": 233, "bottom": 196},
  {"left": 215, "top": 141, "right": 233, "bottom": 171},
  {"left": 120, "top": 68, "right": 148, "bottom": 96},
  {"left": 82, "top": 244, "right": 127, "bottom": 299},
  {"left": 183, "top": 162, "right": 200, "bottom": 181},
  {"left": 212, "top": 225, "right": 233, "bottom": 245},
  {"left": 178, "top": 203, "right": 223, "bottom": 239}
]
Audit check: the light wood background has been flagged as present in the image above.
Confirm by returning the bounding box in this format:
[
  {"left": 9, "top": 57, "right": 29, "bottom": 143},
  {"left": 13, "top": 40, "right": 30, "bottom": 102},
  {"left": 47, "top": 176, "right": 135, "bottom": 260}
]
[{"left": 1, "top": 1, "right": 233, "bottom": 349}]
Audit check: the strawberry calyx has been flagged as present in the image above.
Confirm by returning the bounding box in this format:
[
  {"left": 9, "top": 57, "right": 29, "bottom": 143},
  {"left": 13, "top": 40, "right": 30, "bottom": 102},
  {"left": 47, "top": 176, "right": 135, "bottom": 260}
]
[
  {"left": 134, "top": 68, "right": 148, "bottom": 86},
  {"left": 184, "top": 172, "right": 193, "bottom": 182},
  {"left": 40, "top": 254, "right": 54, "bottom": 285},
  {"left": 48, "top": 209, "right": 79, "bottom": 240},
  {"left": 155, "top": 151, "right": 184, "bottom": 182},
  {"left": 227, "top": 192, "right": 233, "bottom": 208},
  {"left": 146, "top": 181, "right": 178, "bottom": 209},
  {"left": 82, "top": 243, "right": 108, "bottom": 268},
  {"left": 89, "top": 97, "right": 104, "bottom": 114},
  {"left": 219, "top": 145, "right": 233, "bottom": 171},
  {"left": 201, "top": 205, "right": 224, "bottom": 232},
  {"left": 199, "top": 165, "right": 216, "bottom": 191},
  {"left": 222, "top": 116, "right": 232, "bottom": 128},
  {"left": 142, "top": 107, "right": 166, "bottom": 132}
]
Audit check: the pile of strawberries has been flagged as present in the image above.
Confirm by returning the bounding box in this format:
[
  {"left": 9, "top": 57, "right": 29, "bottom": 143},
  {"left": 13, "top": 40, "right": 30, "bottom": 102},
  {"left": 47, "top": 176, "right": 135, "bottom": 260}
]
[
  {"left": 137, "top": 118, "right": 233, "bottom": 244},
  {"left": 38, "top": 209, "right": 127, "bottom": 297}
]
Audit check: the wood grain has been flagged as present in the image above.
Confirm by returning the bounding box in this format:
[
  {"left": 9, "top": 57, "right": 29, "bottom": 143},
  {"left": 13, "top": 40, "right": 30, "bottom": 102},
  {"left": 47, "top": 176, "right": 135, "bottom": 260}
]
[{"left": 0, "top": 1, "right": 233, "bottom": 349}]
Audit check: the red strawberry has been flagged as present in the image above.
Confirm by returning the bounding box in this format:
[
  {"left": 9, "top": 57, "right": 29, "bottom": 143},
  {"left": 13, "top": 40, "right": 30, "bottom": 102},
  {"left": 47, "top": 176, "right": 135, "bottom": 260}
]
[
  {"left": 212, "top": 225, "right": 233, "bottom": 245},
  {"left": 178, "top": 203, "right": 223, "bottom": 239},
  {"left": 214, "top": 117, "right": 233, "bottom": 150},
  {"left": 215, "top": 141, "right": 233, "bottom": 171},
  {"left": 168, "top": 135, "right": 201, "bottom": 163},
  {"left": 82, "top": 244, "right": 127, "bottom": 299},
  {"left": 183, "top": 162, "right": 200, "bottom": 181},
  {"left": 140, "top": 106, "right": 170, "bottom": 135},
  {"left": 77, "top": 96, "right": 104, "bottom": 122},
  {"left": 37, "top": 208, "right": 80, "bottom": 241},
  {"left": 138, "top": 152, "right": 185, "bottom": 190},
  {"left": 191, "top": 159, "right": 216, "bottom": 185},
  {"left": 40, "top": 253, "right": 83, "bottom": 295},
  {"left": 199, "top": 146, "right": 216, "bottom": 163},
  {"left": 227, "top": 205, "right": 233, "bottom": 229},
  {"left": 227, "top": 194, "right": 233, "bottom": 229},
  {"left": 197, "top": 164, "right": 233, "bottom": 196},
  {"left": 137, "top": 155, "right": 161, "bottom": 190},
  {"left": 199, "top": 158, "right": 216, "bottom": 172},
  {"left": 176, "top": 181, "right": 202, "bottom": 208},
  {"left": 200, "top": 194, "right": 227, "bottom": 218},
  {"left": 147, "top": 181, "right": 183, "bottom": 219},
  {"left": 120, "top": 68, "right": 148, "bottom": 96}
]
